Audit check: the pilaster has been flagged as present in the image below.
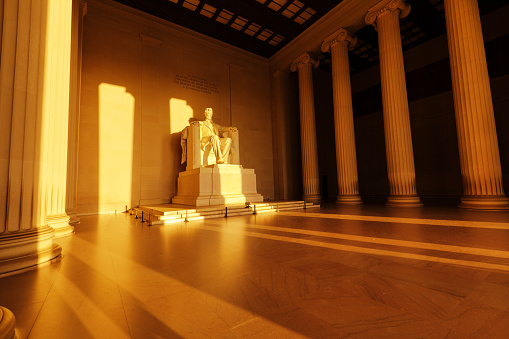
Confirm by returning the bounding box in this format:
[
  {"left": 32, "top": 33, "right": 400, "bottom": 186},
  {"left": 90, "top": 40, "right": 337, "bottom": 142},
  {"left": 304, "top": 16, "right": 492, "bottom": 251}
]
[{"left": 271, "top": 70, "right": 289, "bottom": 201}]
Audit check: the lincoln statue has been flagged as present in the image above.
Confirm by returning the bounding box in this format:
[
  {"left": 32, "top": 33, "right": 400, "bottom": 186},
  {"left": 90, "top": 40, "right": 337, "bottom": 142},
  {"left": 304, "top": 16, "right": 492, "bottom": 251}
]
[{"left": 200, "top": 107, "right": 237, "bottom": 164}]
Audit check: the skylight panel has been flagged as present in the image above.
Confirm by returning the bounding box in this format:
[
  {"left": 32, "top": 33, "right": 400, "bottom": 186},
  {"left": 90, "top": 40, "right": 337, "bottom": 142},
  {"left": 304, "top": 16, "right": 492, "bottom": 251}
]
[
  {"left": 268, "top": 34, "right": 285, "bottom": 46},
  {"left": 257, "top": 29, "right": 273, "bottom": 42},
  {"left": 294, "top": 7, "right": 316, "bottom": 24},
  {"left": 282, "top": 0, "right": 303, "bottom": 18},
  {"left": 182, "top": 0, "right": 200, "bottom": 11},
  {"left": 216, "top": 9, "right": 234, "bottom": 24},
  {"left": 200, "top": 4, "right": 217, "bottom": 18},
  {"left": 231, "top": 16, "right": 248, "bottom": 30},
  {"left": 267, "top": 0, "right": 287, "bottom": 11},
  {"left": 244, "top": 23, "right": 261, "bottom": 36}
]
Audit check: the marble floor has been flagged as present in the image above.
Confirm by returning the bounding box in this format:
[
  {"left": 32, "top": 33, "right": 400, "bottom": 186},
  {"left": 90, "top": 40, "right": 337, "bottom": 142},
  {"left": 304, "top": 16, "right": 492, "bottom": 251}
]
[{"left": 2, "top": 204, "right": 509, "bottom": 338}]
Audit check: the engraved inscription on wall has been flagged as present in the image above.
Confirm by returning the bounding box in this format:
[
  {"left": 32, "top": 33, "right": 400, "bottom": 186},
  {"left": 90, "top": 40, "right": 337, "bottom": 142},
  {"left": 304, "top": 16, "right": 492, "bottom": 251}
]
[{"left": 174, "top": 74, "right": 219, "bottom": 94}]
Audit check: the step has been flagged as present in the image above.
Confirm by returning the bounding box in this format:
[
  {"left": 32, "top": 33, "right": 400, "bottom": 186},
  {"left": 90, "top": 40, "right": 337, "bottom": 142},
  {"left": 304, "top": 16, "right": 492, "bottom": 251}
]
[{"left": 132, "top": 201, "right": 320, "bottom": 225}]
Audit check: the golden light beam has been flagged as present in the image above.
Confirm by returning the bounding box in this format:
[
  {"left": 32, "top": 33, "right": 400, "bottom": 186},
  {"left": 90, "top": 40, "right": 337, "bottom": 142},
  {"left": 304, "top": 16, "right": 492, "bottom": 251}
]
[
  {"left": 278, "top": 211, "right": 509, "bottom": 230},
  {"left": 241, "top": 223, "right": 509, "bottom": 259},
  {"left": 196, "top": 224, "right": 509, "bottom": 272}
]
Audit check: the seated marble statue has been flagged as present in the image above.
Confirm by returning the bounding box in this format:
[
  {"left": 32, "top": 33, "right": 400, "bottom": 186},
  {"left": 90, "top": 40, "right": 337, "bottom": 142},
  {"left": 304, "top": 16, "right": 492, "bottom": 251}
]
[
  {"left": 174, "top": 110, "right": 262, "bottom": 206},
  {"left": 201, "top": 107, "right": 237, "bottom": 164}
]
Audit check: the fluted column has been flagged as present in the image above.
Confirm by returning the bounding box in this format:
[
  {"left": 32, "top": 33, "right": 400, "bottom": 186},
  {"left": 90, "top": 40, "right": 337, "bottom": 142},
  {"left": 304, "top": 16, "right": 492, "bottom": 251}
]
[
  {"left": 444, "top": 0, "right": 508, "bottom": 210},
  {"left": 43, "top": 0, "right": 74, "bottom": 238},
  {"left": 66, "top": 1, "right": 87, "bottom": 224},
  {"left": 366, "top": 0, "right": 421, "bottom": 207},
  {"left": 0, "top": 306, "right": 17, "bottom": 339},
  {"left": 291, "top": 54, "right": 321, "bottom": 204},
  {"left": 322, "top": 29, "right": 362, "bottom": 205},
  {"left": 0, "top": 0, "right": 62, "bottom": 276}
]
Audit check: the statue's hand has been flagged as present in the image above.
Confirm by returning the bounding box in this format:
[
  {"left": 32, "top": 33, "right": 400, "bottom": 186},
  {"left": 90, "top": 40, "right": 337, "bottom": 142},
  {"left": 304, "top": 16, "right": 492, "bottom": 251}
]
[{"left": 230, "top": 127, "right": 237, "bottom": 132}]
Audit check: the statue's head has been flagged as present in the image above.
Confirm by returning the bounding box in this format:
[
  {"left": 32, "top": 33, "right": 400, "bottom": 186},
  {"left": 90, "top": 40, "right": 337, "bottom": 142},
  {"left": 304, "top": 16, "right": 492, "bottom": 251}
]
[{"left": 204, "top": 107, "right": 213, "bottom": 120}]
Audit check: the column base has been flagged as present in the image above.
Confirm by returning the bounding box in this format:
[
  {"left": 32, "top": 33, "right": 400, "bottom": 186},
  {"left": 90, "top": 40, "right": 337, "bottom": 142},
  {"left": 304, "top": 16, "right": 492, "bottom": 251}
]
[
  {"left": 303, "top": 194, "right": 321, "bottom": 204},
  {"left": 460, "top": 196, "right": 509, "bottom": 211},
  {"left": 47, "top": 214, "right": 74, "bottom": 238},
  {"left": 336, "top": 195, "right": 363, "bottom": 205},
  {"left": 0, "top": 226, "right": 62, "bottom": 277},
  {"left": 69, "top": 215, "right": 80, "bottom": 225},
  {"left": 66, "top": 210, "right": 80, "bottom": 225},
  {"left": 0, "top": 306, "right": 18, "bottom": 339},
  {"left": 386, "top": 195, "right": 422, "bottom": 207}
]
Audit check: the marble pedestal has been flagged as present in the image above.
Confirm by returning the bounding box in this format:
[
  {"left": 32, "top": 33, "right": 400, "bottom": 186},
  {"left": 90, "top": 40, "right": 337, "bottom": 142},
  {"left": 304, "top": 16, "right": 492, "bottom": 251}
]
[{"left": 172, "top": 164, "right": 264, "bottom": 206}]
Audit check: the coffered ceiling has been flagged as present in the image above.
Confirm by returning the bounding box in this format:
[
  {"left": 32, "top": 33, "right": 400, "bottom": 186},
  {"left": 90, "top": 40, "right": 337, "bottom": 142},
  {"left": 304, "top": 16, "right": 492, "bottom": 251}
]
[
  {"left": 112, "top": 0, "right": 507, "bottom": 74},
  {"left": 112, "top": 0, "right": 343, "bottom": 58}
]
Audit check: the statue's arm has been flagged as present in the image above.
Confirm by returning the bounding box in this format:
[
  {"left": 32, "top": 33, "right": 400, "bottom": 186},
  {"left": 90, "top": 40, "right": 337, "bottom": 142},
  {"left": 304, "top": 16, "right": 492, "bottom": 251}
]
[{"left": 215, "top": 123, "right": 237, "bottom": 135}]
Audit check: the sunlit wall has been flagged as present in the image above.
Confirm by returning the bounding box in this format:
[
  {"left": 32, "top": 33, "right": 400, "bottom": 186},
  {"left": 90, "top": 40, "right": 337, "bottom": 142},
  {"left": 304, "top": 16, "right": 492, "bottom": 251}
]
[
  {"left": 169, "top": 99, "right": 194, "bottom": 134},
  {"left": 98, "top": 83, "right": 135, "bottom": 213},
  {"left": 77, "top": 1, "right": 274, "bottom": 214}
]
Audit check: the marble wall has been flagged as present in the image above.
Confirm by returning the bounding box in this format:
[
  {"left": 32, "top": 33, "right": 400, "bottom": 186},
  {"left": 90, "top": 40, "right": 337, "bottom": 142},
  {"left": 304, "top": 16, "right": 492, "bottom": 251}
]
[{"left": 78, "top": 0, "right": 274, "bottom": 214}]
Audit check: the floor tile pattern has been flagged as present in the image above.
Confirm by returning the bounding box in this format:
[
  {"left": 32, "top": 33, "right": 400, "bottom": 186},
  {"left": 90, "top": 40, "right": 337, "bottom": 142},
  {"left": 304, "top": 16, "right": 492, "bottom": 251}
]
[{"left": 1, "top": 204, "right": 509, "bottom": 338}]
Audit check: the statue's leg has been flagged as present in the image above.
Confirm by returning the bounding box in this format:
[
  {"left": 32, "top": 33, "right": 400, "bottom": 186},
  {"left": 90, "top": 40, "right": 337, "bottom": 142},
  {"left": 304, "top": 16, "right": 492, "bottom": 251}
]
[
  {"left": 210, "top": 135, "right": 223, "bottom": 162},
  {"left": 219, "top": 138, "right": 232, "bottom": 163}
]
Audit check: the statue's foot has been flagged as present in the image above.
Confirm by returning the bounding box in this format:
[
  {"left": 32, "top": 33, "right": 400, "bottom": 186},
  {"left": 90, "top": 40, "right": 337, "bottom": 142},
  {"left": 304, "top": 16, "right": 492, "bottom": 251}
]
[{"left": 217, "top": 160, "right": 224, "bottom": 164}]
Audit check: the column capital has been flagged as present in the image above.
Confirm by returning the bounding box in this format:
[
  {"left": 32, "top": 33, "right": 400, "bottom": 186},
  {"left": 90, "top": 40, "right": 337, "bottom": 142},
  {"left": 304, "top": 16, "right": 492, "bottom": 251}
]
[
  {"left": 321, "top": 28, "right": 357, "bottom": 53},
  {"left": 365, "top": 0, "right": 411, "bottom": 28},
  {"left": 290, "top": 53, "right": 319, "bottom": 72}
]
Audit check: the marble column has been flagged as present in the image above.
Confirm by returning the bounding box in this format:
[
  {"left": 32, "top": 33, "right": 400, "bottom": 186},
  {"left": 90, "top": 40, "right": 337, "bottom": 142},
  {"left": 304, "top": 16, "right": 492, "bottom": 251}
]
[
  {"left": 45, "top": 0, "right": 74, "bottom": 237},
  {"left": 0, "top": 306, "right": 17, "bottom": 339},
  {"left": 66, "top": 1, "right": 87, "bottom": 224},
  {"left": 322, "top": 29, "right": 362, "bottom": 204},
  {"left": 0, "top": 0, "right": 63, "bottom": 276},
  {"left": 290, "top": 53, "right": 321, "bottom": 204},
  {"left": 444, "top": 0, "right": 508, "bottom": 210},
  {"left": 366, "top": 0, "right": 421, "bottom": 207}
]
